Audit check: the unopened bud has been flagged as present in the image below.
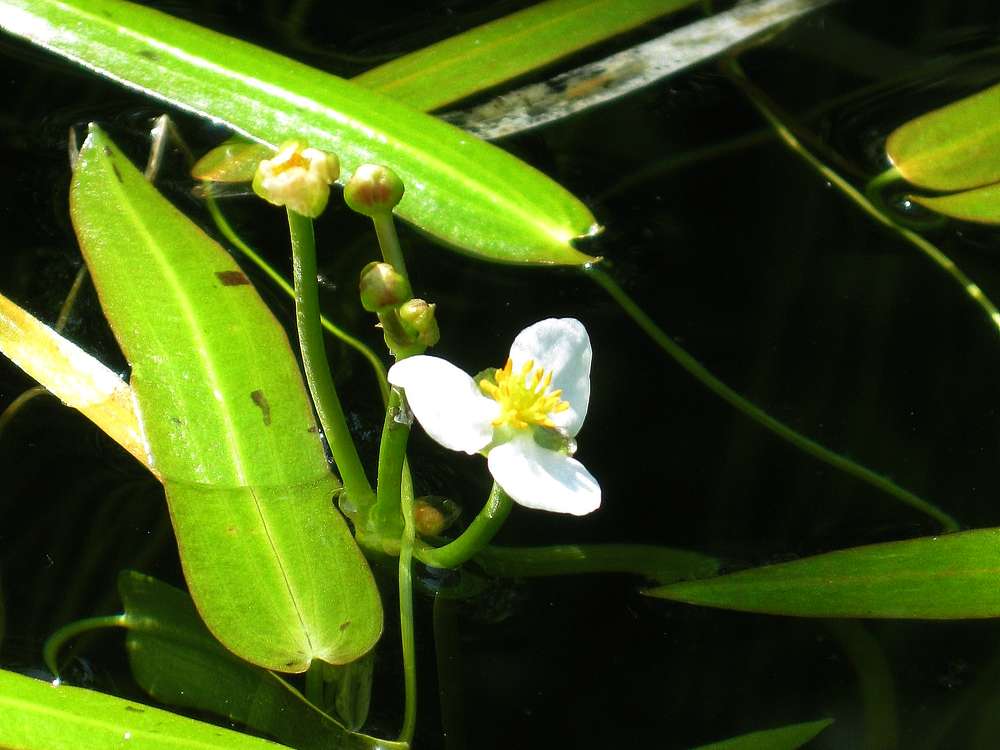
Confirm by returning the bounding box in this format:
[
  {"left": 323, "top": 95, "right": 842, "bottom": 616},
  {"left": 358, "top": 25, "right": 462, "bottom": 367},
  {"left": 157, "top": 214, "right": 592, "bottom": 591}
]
[
  {"left": 359, "top": 262, "right": 412, "bottom": 313},
  {"left": 397, "top": 298, "right": 440, "bottom": 347},
  {"left": 252, "top": 140, "right": 340, "bottom": 218},
  {"left": 412, "top": 496, "right": 461, "bottom": 537},
  {"left": 343, "top": 164, "right": 404, "bottom": 216}
]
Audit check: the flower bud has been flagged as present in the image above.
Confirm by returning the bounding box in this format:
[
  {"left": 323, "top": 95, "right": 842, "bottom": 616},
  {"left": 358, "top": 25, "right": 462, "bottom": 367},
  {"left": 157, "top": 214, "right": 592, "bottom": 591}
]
[
  {"left": 343, "top": 164, "right": 404, "bottom": 216},
  {"left": 397, "top": 298, "right": 440, "bottom": 347},
  {"left": 359, "top": 262, "right": 412, "bottom": 313},
  {"left": 252, "top": 140, "right": 340, "bottom": 218},
  {"left": 412, "top": 496, "right": 461, "bottom": 537}
]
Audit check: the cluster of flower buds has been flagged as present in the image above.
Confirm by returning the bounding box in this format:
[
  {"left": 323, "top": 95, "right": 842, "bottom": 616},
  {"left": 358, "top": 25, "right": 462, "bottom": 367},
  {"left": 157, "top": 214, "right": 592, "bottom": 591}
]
[{"left": 358, "top": 262, "right": 439, "bottom": 354}]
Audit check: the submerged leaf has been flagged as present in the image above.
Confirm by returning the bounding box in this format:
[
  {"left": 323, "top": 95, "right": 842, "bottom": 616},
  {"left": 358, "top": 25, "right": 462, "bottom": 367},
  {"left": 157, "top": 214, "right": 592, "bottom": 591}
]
[
  {"left": 70, "top": 125, "right": 381, "bottom": 671},
  {"left": 887, "top": 82, "right": 1000, "bottom": 192},
  {"left": 690, "top": 718, "right": 833, "bottom": 750},
  {"left": 0, "top": 667, "right": 289, "bottom": 749},
  {"left": 647, "top": 528, "right": 1000, "bottom": 619},
  {"left": 0, "top": 0, "right": 598, "bottom": 265}
]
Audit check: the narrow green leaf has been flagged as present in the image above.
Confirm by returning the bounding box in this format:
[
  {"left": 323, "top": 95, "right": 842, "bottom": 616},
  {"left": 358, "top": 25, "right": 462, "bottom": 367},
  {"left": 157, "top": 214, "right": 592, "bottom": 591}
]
[
  {"left": 0, "top": 667, "right": 289, "bottom": 750},
  {"left": 353, "top": 0, "right": 695, "bottom": 112},
  {"left": 910, "top": 183, "right": 1000, "bottom": 224},
  {"left": 191, "top": 139, "right": 274, "bottom": 183},
  {"left": 70, "top": 125, "right": 382, "bottom": 671},
  {"left": 0, "top": 0, "right": 598, "bottom": 265},
  {"left": 886, "top": 82, "right": 1000, "bottom": 192},
  {"left": 646, "top": 528, "right": 1000, "bottom": 619},
  {"left": 690, "top": 718, "right": 833, "bottom": 750},
  {"left": 118, "top": 572, "right": 403, "bottom": 750}
]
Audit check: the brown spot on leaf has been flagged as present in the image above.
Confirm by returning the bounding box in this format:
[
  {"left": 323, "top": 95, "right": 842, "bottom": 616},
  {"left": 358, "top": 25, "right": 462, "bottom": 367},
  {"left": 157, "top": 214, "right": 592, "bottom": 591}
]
[
  {"left": 103, "top": 146, "right": 112, "bottom": 157},
  {"left": 250, "top": 389, "right": 272, "bottom": 426},
  {"left": 111, "top": 163, "right": 124, "bottom": 183},
  {"left": 138, "top": 49, "right": 159, "bottom": 62},
  {"left": 124, "top": 706, "right": 145, "bottom": 713},
  {"left": 307, "top": 425, "right": 319, "bottom": 433},
  {"left": 339, "top": 620, "right": 351, "bottom": 632},
  {"left": 216, "top": 270, "right": 251, "bottom": 286}
]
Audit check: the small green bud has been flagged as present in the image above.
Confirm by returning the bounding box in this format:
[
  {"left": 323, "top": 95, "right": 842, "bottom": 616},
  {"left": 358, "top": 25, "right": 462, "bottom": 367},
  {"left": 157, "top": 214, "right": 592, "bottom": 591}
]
[
  {"left": 252, "top": 140, "right": 340, "bottom": 218},
  {"left": 359, "top": 261, "right": 412, "bottom": 313},
  {"left": 343, "top": 164, "right": 404, "bottom": 216},
  {"left": 397, "top": 298, "right": 440, "bottom": 347}
]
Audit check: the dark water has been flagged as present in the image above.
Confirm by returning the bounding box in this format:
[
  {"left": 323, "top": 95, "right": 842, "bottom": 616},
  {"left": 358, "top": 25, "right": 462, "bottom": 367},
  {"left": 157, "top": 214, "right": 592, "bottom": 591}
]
[{"left": 2, "top": 1, "right": 1000, "bottom": 748}]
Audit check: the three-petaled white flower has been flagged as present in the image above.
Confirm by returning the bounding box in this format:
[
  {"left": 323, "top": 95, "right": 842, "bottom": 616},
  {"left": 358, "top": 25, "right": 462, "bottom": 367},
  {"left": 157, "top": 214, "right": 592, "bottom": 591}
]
[{"left": 387, "top": 318, "right": 600, "bottom": 516}]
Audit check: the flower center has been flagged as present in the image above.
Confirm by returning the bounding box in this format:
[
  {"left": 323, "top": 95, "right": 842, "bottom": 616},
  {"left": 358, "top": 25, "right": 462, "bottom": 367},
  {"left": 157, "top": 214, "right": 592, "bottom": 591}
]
[{"left": 479, "top": 358, "right": 570, "bottom": 431}]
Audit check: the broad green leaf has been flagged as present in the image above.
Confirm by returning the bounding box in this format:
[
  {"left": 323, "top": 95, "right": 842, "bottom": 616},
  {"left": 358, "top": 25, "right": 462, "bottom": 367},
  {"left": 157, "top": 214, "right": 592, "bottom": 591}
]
[
  {"left": 0, "top": 0, "right": 598, "bottom": 265},
  {"left": 886, "top": 82, "right": 1000, "bottom": 192},
  {"left": 690, "top": 718, "right": 833, "bottom": 750},
  {"left": 118, "top": 572, "right": 403, "bottom": 750},
  {"left": 70, "top": 125, "right": 381, "bottom": 671},
  {"left": 0, "top": 667, "right": 289, "bottom": 750},
  {"left": 353, "top": 0, "right": 695, "bottom": 112},
  {"left": 646, "top": 528, "right": 1000, "bottom": 618},
  {"left": 0, "top": 291, "right": 152, "bottom": 471},
  {"left": 910, "top": 183, "right": 1000, "bottom": 224}
]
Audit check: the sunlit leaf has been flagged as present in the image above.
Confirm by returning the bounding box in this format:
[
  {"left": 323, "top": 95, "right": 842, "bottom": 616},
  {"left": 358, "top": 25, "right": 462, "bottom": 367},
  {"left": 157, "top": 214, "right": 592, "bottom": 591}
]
[
  {"left": 646, "top": 528, "right": 1000, "bottom": 618},
  {"left": 0, "top": 0, "right": 598, "bottom": 265},
  {"left": 353, "top": 0, "right": 696, "bottom": 112},
  {"left": 191, "top": 138, "right": 274, "bottom": 183},
  {"left": 0, "top": 667, "right": 289, "bottom": 750},
  {"left": 886, "top": 81, "right": 1000, "bottom": 192},
  {"left": 0, "top": 291, "right": 151, "bottom": 471},
  {"left": 909, "top": 183, "right": 1000, "bottom": 225},
  {"left": 690, "top": 718, "right": 833, "bottom": 750},
  {"left": 70, "top": 125, "right": 382, "bottom": 671},
  {"left": 119, "top": 572, "right": 403, "bottom": 750}
]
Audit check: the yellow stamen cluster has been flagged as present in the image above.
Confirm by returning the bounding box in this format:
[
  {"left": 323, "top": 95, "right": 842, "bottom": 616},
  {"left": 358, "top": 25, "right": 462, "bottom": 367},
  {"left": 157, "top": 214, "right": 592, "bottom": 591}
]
[{"left": 479, "top": 358, "right": 570, "bottom": 430}]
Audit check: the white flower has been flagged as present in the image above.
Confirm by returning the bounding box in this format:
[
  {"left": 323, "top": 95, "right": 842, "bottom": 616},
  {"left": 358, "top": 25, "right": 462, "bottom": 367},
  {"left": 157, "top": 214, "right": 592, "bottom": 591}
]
[
  {"left": 387, "top": 318, "right": 600, "bottom": 516},
  {"left": 251, "top": 140, "right": 340, "bottom": 217}
]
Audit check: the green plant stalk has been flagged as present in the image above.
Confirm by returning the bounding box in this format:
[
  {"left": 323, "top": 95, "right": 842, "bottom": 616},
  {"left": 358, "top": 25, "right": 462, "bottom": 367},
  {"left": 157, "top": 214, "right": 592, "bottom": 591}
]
[
  {"left": 586, "top": 265, "right": 960, "bottom": 532},
  {"left": 205, "top": 198, "right": 389, "bottom": 405},
  {"left": 723, "top": 57, "right": 1000, "bottom": 337},
  {"left": 287, "top": 209, "right": 374, "bottom": 508},
  {"left": 43, "top": 614, "right": 127, "bottom": 678},
  {"left": 370, "top": 389, "right": 410, "bottom": 545},
  {"left": 373, "top": 212, "right": 409, "bottom": 282},
  {"left": 417, "top": 484, "right": 514, "bottom": 569},
  {"left": 397, "top": 458, "right": 417, "bottom": 745}
]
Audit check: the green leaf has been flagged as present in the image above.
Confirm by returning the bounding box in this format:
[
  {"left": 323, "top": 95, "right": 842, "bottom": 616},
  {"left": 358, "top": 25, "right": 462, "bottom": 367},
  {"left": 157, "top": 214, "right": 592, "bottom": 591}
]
[
  {"left": 118, "top": 572, "right": 403, "bottom": 750},
  {"left": 689, "top": 719, "right": 833, "bottom": 750},
  {"left": 352, "top": 0, "right": 696, "bottom": 112},
  {"left": 646, "top": 528, "right": 1000, "bottom": 618},
  {"left": 70, "top": 125, "right": 382, "bottom": 671},
  {"left": 909, "top": 183, "right": 1000, "bottom": 224},
  {"left": 886, "top": 82, "right": 1000, "bottom": 192},
  {"left": 0, "top": 667, "right": 289, "bottom": 750},
  {"left": 0, "top": 0, "right": 598, "bottom": 265},
  {"left": 191, "top": 139, "right": 274, "bottom": 183}
]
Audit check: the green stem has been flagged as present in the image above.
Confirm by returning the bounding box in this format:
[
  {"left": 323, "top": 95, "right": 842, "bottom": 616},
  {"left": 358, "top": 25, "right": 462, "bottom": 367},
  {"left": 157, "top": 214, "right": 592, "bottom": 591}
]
[
  {"left": 397, "top": 461, "right": 417, "bottom": 744},
  {"left": 417, "top": 484, "right": 514, "bottom": 569},
  {"left": 287, "top": 209, "right": 374, "bottom": 507},
  {"left": 723, "top": 56, "right": 1000, "bottom": 338},
  {"left": 371, "top": 389, "right": 410, "bottom": 543},
  {"left": 43, "top": 614, "right": 127, "bottom": 678},
  {"left": 373, "top": 212, "right": 408, "bottom": 281},
  {"left": 586, "top": 265, "right": 960, "bottom": 532},
  {"left": 206, "top": 197, "right": 389, "bottom": 406},
  {"left": 304, "top": 660, "right": 324, "bottom": 708},
  {"left": 475, "top": 543, "right": 719, "bottom": 584}
]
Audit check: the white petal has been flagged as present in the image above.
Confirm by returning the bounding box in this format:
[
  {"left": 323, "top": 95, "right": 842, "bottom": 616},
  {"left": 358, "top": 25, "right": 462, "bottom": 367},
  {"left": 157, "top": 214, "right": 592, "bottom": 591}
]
[
  {"left": 508, "top": 318, "right": 591, "bottom": 436},
  {"left": 487, "top": 434, "right": 600, "bottom": 516},
  {"left": 388, "top": 356, "right": 499, "bottom": 454}
]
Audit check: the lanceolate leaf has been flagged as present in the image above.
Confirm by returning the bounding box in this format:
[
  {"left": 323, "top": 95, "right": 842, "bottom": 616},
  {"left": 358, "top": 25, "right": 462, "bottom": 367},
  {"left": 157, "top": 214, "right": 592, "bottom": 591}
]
[
  {"left": 909, "top": 183, "right": 1000, "bottom": 225},
  {"left": 887, "top": 82, "right": 1000, "bottom": 192},
  {"left": 119, "top": 572, "right": 403, "bottom": 750},
  {"left": 353, "top": 0, "right": 696, "bottom": 112},
  {"left": 0, "top": 0, "right": 598, "bottom": 265},
  {"left": 690, "top": 719, "right": 833, "bottom": 750},
  {"left": 647, "top": 528, "right": 1000, "bottom": 619},
  {"left": 70, "top": 125, "right": 381, "bottom": 671},
  {"left": 0, "top": 667, "right": 289, "bottom": 750}
]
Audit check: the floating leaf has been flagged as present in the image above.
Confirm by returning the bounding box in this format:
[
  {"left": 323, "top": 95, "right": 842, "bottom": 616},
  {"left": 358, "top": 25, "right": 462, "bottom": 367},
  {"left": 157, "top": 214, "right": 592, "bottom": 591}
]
[
  {"left": 886, "top": 82, "right": 1000, "bottom": 192},
  {"left": 119, "top": 571, "right": 402, "bottom": 750},
  {"left": 0, "top": 667, "right": 289, "bottom": 750},
  {"left": 909, "top": 183, "right": 1000, "bottom": 225},
  {"left": 70, "top": 125, "right": 381, "bottom": 671},
  {"left": 647, "top": 528, "right": 1000, "bottom": 619},
  {"left": 353, "top": 0, "right": 696, "bottom": 112},
  {"left": 690, "top": 718, "right": 833, "bottom": 750},
  {"left": 0, "top": 0, "right": 598, "bottom": 265},
  {"left": 0, "top": 291, "right": 151, "bottom": 471}
]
